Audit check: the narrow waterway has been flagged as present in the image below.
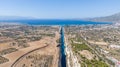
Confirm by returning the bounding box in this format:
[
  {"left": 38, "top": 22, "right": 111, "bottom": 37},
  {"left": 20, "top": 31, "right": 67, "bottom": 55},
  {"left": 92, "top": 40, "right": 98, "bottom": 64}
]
[{"left": 60, "top": 26, "right": 66, "bottom": 67}]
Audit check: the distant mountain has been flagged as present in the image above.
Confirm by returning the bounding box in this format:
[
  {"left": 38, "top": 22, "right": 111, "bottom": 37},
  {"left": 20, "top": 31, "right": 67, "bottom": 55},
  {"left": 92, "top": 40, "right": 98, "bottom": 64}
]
[
  {"left": 86, "top": 12, "right": 120, "bottom": 23},
  {"left": 0, "top": 16, "right": 36, "bottom": 20}
]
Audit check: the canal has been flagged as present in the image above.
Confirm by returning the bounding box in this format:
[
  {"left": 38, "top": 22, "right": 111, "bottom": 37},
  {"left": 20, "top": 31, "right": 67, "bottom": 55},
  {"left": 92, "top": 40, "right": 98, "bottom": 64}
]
[{"left": 60, "top": 26, "right": 66, "bottom": 67}]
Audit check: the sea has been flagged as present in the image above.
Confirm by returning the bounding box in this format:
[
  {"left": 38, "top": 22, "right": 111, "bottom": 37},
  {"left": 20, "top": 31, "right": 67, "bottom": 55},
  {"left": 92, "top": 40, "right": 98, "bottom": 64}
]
[{"left": 0, "top": 19, "right": 112, "bottom": 25}]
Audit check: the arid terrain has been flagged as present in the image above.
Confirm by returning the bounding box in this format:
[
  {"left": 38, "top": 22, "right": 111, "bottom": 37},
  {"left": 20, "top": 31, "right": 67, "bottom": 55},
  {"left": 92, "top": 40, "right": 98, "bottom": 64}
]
[
  {"left": 0, "top": 24, "right": 60, "bottom": 67},
  {"left": 1, "top": 23, "right": 120, "bottom": 67}
]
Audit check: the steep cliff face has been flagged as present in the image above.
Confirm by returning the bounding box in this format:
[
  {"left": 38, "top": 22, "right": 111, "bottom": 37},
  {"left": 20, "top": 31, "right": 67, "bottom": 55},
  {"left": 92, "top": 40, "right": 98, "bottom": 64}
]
[
  {"left": 87, "top": 12, "right": 120, "bottom": 23},
  {"left": 65, "top": 35, "right": 80, "bottom": 67}
]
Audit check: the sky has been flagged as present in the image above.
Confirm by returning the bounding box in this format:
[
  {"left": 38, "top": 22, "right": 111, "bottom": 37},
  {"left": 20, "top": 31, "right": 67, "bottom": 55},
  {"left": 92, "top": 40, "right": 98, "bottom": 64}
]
[{"left": 0, "top": 0, "right": 120, "bottom": 19}]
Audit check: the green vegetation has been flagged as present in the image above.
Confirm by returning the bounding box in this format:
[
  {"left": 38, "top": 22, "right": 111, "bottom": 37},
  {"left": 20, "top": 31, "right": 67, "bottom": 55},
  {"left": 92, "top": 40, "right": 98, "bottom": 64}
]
[
  {"left": 70, "top": 38, "right": 109, "bottom": 67},
  {"left": 0, "top": 56, "right": 9, "bottom": 64},
  {"left": 0, "top": 48, "right": 18, "bottom": 55},
  {"left": 17, "top": 40, "right": 29, "bottom": 48},
  {"left": 25, "top": 54, "right": 53, "bottom": 67},
  {"left": 40, "top": 33, "right": 55, "bottom": 37},
  {"left": 28, "top": 36, "right": 41, "bottom": 41},
  {"left": 71, "top": 43, "right": 92, "bottom": 52},
  {"left": 56, "top": 38, "right": 60, "bottom": 43},
  {"left": 81, "top": 59, "right": 109, "bottom": 67},
  {"left": 76, "top": 38, "right": 83, "bottom": 42},
  {"left": 80, "top": 52, "right": 109, "bottom": 67}
]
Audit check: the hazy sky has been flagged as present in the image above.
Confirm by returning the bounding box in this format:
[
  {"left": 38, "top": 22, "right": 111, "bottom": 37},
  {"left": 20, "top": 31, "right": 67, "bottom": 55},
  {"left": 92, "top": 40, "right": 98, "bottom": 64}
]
[{"left": 0, "top": 0, "right": 120, "bottom": 19}]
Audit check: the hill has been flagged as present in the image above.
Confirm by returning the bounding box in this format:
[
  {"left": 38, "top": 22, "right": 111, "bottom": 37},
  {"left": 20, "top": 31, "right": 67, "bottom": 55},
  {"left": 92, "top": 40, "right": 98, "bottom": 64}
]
[
  {"left": 0, "top": 16, "right": 35, "bottom": 20},
  {"left": 86, "top": 12, "right": 120, "bottom": 23}
]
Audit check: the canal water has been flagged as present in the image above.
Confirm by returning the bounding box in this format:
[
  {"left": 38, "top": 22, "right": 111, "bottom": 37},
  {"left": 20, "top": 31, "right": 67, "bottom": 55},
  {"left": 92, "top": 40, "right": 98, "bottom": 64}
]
[{"left": 60, "top": 26, "right": 66, "bottom": 67}]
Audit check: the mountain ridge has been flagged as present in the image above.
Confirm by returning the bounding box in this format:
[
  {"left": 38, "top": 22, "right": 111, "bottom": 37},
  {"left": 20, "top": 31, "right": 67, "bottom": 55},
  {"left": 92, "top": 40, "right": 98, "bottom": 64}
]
[
  {"left": 86, "top": 12, "right": 120, "bottom": 23},
  {"left": 0, "top": 16, "right": 36, "bottom": 20}
]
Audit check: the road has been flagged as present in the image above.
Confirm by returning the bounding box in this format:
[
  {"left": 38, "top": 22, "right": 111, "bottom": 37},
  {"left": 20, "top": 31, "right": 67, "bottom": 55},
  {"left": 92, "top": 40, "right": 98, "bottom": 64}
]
[
  {"left": 80, "top": 34, "right": 112, "bottom": 66},
  {"left": 11, "top": 44, "right": 49, "bottom": 67}
]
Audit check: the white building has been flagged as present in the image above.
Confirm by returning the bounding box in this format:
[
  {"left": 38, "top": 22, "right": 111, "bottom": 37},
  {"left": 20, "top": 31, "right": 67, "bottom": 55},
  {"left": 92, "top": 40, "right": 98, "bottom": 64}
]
[
  {"left": 109, "top": 45, "right": 120, "bottom": 49},
  {"left": 106, "top": 56, "right": 120, "bottom": 67}
]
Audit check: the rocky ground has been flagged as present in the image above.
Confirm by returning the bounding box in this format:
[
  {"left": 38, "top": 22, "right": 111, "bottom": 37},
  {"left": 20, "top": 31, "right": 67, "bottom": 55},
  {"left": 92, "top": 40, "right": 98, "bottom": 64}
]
[{"left": 0, "top": 25, "right": 60, "bottom": 67}]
